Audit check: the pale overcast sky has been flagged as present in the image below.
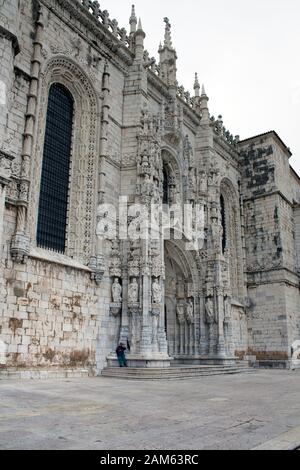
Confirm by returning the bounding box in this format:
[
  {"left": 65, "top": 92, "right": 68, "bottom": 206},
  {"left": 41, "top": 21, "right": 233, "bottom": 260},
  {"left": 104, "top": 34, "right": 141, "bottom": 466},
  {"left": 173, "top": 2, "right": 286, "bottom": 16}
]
[{"left": 105, "top": 0, "right": 300, "bottom": 174}]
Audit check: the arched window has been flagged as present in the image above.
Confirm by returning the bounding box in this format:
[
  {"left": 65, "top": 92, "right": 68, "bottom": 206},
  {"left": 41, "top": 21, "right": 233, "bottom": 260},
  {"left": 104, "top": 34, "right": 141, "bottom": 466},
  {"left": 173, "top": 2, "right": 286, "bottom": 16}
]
[
  {"left": 163, "top": 165, "right": 170, "bottom": 204},
  {"left": 36, "top": 83, "right": 74, "bottom": 253},
  {"left": 220, "top": 179, "right": 245, "bottom": 302},
  {"left": 220, "top": 194, "right": 227, "bottom": 253}
]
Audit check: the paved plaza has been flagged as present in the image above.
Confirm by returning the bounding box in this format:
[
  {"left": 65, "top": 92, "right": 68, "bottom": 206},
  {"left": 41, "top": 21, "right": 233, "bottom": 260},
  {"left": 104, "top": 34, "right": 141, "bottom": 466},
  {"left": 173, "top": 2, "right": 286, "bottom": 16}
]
[{"left": 0, "top": 370, "right": 300, "bottom": 450}]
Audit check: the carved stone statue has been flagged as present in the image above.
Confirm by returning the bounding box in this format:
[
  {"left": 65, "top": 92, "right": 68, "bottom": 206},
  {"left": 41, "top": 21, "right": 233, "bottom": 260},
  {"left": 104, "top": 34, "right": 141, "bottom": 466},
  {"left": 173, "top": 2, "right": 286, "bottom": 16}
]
[
  {"left": 112, "top": 278, "right": 122, "bottom": 303},
  {"left": 205, "top": 298, "right": 214, "bottom": 324},
  {"left": 152, "top": 278, "right": 162, "bottom": 304},
  {"left": 176, "top": 304, "right": 185, "bottom": 325},
  {"left": 142, "top": 174, "right": 153, "bottom": 196},
  {"left": 189, "top": 169, "right": 196, "bottom": 193},
  {"left": 128, "top": 278, "right": 139, "bottom": 304},
  {"left": 186, "top": 299, "right": 194, "bottom": 325},
  {"left": 199, "top": 171, "right": 207, "bottom": 193}
]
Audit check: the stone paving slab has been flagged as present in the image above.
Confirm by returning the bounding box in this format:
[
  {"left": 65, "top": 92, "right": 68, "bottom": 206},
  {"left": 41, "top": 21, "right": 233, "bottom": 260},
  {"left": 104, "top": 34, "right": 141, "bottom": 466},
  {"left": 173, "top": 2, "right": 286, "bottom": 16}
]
[
  {"left": 253, "top": 426, "right": 300, "bottom": 450},
  {"left": 0, "top": 370, "right": 300, "bottom": 450}
]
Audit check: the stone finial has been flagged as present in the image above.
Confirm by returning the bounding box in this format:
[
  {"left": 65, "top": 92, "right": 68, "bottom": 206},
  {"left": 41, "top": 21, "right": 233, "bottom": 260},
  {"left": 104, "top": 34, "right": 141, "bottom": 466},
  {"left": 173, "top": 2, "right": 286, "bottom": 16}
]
[
  {"left": 137, "top": 18, "right": 143, "bottom": 32},
  {"left": 194, "top": 73, "right": 200, "bottom": 97},
  {"left": 164, "top": 17, "right": 172, "bottom": 48},
  {"left": 200, "top": 84, "right": 210, "bottom": 123},
  {"left": 134, "top": 18, "right": 145, "bottom": 60},
  {"left": 136, "top": 18, "right": 145, "bottom": 39},
  {"left": 129, "top": 5, "right": 137, "bottom": 34}
]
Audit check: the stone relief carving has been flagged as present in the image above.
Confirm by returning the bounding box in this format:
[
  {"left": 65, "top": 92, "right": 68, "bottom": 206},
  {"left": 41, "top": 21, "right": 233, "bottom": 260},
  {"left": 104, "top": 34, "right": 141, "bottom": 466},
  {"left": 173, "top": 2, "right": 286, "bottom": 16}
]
[
  {"left": 0, "top": 152, "right": 13, "bottom": 183},
  {"left": 122, "top": 153, "right": 136, "bottom": 166},
  {"left": 109, "top": 240, "right": 122, "bottom": 278},
  {"left": 152, "top": 258, "right": 163, "bottom": 278},
  {"left": 89, "top": 255, "right": 105, "bottom": 284}
]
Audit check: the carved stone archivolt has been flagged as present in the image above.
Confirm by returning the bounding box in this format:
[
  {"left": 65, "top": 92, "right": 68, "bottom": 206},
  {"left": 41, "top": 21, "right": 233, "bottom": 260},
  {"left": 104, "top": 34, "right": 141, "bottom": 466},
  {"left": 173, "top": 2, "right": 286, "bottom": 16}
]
[{"left": 28, "top": 56, "right": 100, "bottom": 265}]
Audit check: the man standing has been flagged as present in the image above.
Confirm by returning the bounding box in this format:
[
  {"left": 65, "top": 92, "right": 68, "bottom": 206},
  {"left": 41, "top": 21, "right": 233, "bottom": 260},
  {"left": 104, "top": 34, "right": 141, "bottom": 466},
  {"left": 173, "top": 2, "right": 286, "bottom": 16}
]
[{"left": 116, "top": 343, "right": 127, "bottom": 368}]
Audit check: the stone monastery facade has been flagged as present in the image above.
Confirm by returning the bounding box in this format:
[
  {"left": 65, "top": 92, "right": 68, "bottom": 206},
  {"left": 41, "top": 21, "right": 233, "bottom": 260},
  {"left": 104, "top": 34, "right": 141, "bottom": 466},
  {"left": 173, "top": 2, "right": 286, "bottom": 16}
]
[{"left": 0, "top": 0, "right": 300, "bottom": 375}]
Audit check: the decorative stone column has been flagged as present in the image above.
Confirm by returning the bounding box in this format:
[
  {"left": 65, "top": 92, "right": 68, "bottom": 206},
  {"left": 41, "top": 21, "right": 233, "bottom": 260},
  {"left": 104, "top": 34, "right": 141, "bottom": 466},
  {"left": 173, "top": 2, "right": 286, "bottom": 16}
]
[
  {"left": 90, "top": 60, "right": 111, "bottom": 284},
  {"left": 156, "top": 240, "right": 168, "bottom": 355},
  {"left": 140, "top": 253, "right": 152, "bottom": 356},
  {"left": 176, "top": 302, "right": 185, "bottom": 355},
  {"left": 199, "top": 292, "right": 208, "bottom": 355},
  {"left": 224, "top": 295, "right": 234, "bottom": 356},
  {"left": 151, "top": 305, "right": 160, "bottom": 353},
  {"left": 216, "top": 286, "right": 226, "bottom": 357},
  {"left": 11, "top": 6, "right": 45, "bottom": 263},
  {"left": 128, "top": 304, "right": 142, "bottom": 354},
  {"left": 0, "top": 150, "right": 13, "bottom": 258}
]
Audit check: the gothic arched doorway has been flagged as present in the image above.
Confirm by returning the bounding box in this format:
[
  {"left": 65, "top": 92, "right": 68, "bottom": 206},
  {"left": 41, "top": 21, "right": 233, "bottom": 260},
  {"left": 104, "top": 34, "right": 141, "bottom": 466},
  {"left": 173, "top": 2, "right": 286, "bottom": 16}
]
[{"left": 164, "top": 240, "right": 196, "bottom": 358}]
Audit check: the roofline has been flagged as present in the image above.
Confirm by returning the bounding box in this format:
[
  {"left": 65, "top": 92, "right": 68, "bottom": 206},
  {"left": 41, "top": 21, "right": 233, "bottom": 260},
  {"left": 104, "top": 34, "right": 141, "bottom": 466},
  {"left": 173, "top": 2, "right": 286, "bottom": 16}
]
[
  {"left": 239, "top": 131, "right": 292, "bottom": 157},
  {"left": 290, "top": 165, "right": 300, "bottom": 183}
]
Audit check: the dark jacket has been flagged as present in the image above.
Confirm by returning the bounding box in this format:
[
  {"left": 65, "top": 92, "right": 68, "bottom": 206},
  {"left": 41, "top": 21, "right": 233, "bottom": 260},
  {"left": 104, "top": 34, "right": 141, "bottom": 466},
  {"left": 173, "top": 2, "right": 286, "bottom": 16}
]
[{"left": 116, "top": 345, "right": 126, "bottom": 357}]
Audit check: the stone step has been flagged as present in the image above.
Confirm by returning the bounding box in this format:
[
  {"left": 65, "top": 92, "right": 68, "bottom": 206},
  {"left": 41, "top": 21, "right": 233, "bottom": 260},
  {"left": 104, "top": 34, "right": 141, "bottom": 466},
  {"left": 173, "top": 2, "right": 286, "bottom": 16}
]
[
  {"left": 0, "top": 368, "right": 91, "bottom": 380},
  {"left": 102, "top": 367, "right": 251, "bottom": 375},
  {"left": 103, "top": 365, "right": 250, "bottom": 373},
  {"left": 102, "top": 368, "right": 253, "bottom": 376},
  {"left": 101, "top": 365, "right": 254, "bottom": 380},
  {"left": 101, "top": 372, "right": 254, "bottom": 380},
  {"left": 102, "top": 366, "right": 252, "bottom": 373}
]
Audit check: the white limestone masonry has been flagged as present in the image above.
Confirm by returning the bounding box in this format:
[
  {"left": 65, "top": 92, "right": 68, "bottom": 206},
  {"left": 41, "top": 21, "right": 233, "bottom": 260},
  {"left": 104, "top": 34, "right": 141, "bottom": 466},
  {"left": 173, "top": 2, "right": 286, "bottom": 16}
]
[{"left": 0, "top": 0, "right": 299, "bottom": 375}]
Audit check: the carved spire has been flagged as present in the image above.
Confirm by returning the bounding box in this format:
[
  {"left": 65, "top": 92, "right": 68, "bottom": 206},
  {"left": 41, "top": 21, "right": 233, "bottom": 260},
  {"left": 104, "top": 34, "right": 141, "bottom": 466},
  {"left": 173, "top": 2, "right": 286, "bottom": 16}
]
[
  {"left": 137, "top": 17, "right": 143, "bottom": 32},
  {"left": 194, "top": 73, "right": 200, "bottom": 97},
  {"left": 134, "top": 18, "right": 145, "bottom": 61},
  {"left": 159, "top": 18, "right": 177, "bottom": 86},
  {"left": 129, "top": 5, "right": 137, "bottom": 34},
  {"left": 164, "top": 17, "right": 172, "bottom": 48},
  {"left": 200, "top": 84, "right": 210, "bottom": 123}
]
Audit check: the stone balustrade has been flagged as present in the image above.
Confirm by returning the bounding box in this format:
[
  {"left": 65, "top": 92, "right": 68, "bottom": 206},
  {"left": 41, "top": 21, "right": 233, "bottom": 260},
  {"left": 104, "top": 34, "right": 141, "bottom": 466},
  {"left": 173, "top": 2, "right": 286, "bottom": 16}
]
[{"left": 80, "top": 0, "right": 131, "bottom": 48}]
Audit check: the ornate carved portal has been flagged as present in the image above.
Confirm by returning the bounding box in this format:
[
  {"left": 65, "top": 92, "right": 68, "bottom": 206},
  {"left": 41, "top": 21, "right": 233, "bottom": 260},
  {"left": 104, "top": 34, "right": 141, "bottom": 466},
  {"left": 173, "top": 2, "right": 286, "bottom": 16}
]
[
  {"left": 108, "top": 108, "right": 237, "bottom": 366},
  {"left": 164, "top": 241, "right": 197, "bottom": 358}
]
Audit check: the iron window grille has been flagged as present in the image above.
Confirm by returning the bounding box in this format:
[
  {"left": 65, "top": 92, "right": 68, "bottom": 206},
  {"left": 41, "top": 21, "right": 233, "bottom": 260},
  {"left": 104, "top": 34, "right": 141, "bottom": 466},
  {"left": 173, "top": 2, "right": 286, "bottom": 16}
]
[{"left": 36, "top": 83, "right": 74, "bottom": 253}]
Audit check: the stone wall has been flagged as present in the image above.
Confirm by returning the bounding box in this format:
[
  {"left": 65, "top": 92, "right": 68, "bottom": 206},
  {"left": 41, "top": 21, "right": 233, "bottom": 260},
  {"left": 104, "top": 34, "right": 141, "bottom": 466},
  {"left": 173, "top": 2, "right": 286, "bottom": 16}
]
[
  {"left": 0, "top": 0, "right": 300, "bottom": 372},
  {"left": 239, "top": 133, "right": 300, "bottom": 365}
]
